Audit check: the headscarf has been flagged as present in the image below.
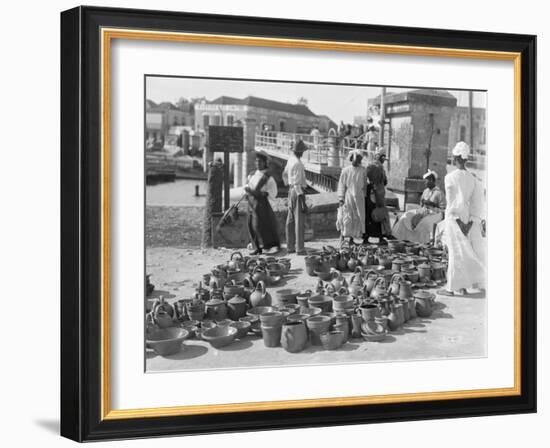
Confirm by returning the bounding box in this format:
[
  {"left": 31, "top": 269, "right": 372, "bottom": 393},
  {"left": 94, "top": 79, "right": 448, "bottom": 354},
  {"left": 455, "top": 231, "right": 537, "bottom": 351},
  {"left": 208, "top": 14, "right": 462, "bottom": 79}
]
[
  {"left": 348, "top": 149, "right": 363, "bottom": 163},
  {"left": 291, "top": 139, "right": 307, "bottom": 154},
  {"left": 423, "top": 169, "right": 438, "bottom": 180},
  {"left": 254, "top": 149, "right": 271, "bottom": 164},
  {"left": 452, "top": 141, "right": 470, "bottom": 160},
  {"left": 375, "top": 147, "right": 387, "bottom": 158}
]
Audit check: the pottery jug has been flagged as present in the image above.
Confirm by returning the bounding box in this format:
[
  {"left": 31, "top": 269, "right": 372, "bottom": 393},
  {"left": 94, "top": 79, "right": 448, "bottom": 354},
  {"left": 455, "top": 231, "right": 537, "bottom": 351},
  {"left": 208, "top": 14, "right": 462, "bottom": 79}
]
[
  {"left": 363, "top": 270, "right": 378, "bottom": 294},
  {"left": 251, "top": 266, "right": 267, "bottom": 285},
  {"left": 304, "top": 255, "right": 321, "bottom": 277},
  {"left": 388, "top": 273, "right": 404, "bottom": 296},
  {"left": 296, "top": 290, "right": 312, "bottom": 308},
  {"left": 414, "top": 291, "right": 435, "bottom": 317},
  {"left": 330, "top": 270, "right": 346, "bottom": 291},
  {"left": 209, "top": 268, "right": 227, "bottom": 289},
  {"left": 281, "top": 321, "right": 308, "bottom": 353},
  {"left": 227, "top": 295, "right": 247, "bottom": 321},
  {"left": 186, "top": 300, "right": 205, "bottom": 321},
  {"left": 227, "top": 251, "right": 245, "bottom": 271},
  {"left": 350, "top": 313, "right": 363, "bottom": 338},
  {"left": 223, "top": 280, "right": 245, "bottom": 301},
  {"left": 387, "top": 303, "right": 401, "bottom": 331},
  {"left": 193, "top": 282, "right": 210, "bottom": 302},
  {"left": 369, "top": 277, "right": 387, "bottom": 300},
  {"left": 249, "top": 281, "right": 272, "bottom": 308},
  {"left": 347, "top": 253, "right": 359, "bottom": 271},
  {"left": 204, "top": 298, "right": 227, "bottom": 321}
]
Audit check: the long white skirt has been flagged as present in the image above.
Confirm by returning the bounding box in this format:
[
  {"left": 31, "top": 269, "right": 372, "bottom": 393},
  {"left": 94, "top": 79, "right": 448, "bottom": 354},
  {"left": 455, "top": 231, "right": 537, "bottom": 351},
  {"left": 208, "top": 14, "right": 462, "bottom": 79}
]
[
  {"left": 393, "top": 210, "right": 443, "bottom": 244},
  {"left": 444, "top": 218, "right": 486, "bottom": 291}
]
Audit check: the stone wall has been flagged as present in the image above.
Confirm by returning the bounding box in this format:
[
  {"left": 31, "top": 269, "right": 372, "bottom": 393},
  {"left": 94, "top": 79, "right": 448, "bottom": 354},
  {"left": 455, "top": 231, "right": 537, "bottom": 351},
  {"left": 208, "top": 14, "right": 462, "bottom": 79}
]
[{"left": 147, "top": 193, "right": 340, "bottom": 249}]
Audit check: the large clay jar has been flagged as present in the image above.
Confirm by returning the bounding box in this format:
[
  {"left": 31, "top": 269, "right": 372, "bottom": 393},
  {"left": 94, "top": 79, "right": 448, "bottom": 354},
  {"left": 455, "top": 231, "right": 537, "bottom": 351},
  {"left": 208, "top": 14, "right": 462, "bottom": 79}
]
[
  {"left": 398, "top": 280, "right": 413, "bottom": 300},
  {"left": 417, "top": 263, "right": 432, "bottom": 282},
  {"left": 261, "top": 325, "right": 282, "bottom": 347},
  {"left": 205, "top": 298, "right": 227, "bottom": 322},
  {"left": 414, "top": 291, "right": 435, "bottom": 317},
  {"left": 359, "top": 303, "right": 380, "bottom": 322},
  {"left": 260, "top": 311, "right": 284, "bottom": 327},
  {"left": 227, "top": 295, "right": 247, "bottom": 321},
  {"left": 306, "top": 315, "right": 332, "bottom": 346},
  {"left": 249, "top": 281, "right": 272, "bottom": 308},
  {"left": 400, "top": 299, "right": 410, "bottom": 322},
  {"left": 281, "top": 321, "right": 308, "bottom": 353}
]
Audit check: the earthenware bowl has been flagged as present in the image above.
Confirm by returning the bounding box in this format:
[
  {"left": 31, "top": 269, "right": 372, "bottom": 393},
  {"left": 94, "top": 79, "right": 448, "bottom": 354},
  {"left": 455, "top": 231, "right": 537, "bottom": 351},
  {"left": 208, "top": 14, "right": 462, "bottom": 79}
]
[
  {"left": 229, "top": 321, "right": 251, "bottom": 339},
  {"left": 299, "top": 306, "right": 322, "bottom": 318},
  {"left": 247, "top": 306, "right": 275, "bottom": 319},
  {"left": 201, "top": 326, "right": 237, "bottom": 348},
  {"left": 146, "top": 328, "right": 189, "bottom": 356}
]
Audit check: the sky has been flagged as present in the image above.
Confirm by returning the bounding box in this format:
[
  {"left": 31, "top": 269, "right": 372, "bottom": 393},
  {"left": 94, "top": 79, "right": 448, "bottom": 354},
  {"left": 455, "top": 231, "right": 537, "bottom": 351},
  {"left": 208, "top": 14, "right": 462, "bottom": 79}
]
[{"left": 146, "top": 76, "right": 486, "bottom": 123}]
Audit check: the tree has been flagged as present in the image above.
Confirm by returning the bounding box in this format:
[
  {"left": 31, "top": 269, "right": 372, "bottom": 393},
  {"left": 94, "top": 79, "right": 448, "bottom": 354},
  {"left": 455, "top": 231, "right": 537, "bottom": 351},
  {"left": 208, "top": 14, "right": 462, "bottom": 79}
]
[{"left": 297, "top": 97, "right": 308, "bottom": 106}]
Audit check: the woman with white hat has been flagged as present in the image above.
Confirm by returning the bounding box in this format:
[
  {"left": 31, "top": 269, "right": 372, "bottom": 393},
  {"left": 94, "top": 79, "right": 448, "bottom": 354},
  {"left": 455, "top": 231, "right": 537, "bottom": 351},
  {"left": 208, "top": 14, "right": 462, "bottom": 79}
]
[
  {"left": 337, "top": 149, "right": 368, "bottom": 244},
  {"left": 439, "top": 141, "right": 485, "bottom": 296},
  {"left": 392, "top": 169, "right": 446, "bottom": 243}
]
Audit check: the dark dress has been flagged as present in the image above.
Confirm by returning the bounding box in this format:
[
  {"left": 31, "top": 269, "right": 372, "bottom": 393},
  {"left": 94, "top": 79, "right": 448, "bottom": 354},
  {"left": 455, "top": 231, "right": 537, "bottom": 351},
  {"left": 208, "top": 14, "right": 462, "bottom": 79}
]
[
  {"left": 364, "top": 162, "right": 389, "bottom": 238},
  {"left": 247, "top": 171, "right": 280, "bottom": 251}
]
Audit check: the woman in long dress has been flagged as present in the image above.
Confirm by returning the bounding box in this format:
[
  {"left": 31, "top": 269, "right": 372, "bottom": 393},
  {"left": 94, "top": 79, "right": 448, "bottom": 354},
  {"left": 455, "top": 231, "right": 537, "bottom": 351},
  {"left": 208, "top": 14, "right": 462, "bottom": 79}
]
[
  {"left": 245, "top": 151, "right": 280, "bottom": 255},
  {"left": 439, "top": 142, "right": 486, "bottom": 295},
  {"left": 393, "top": 170, "right": 446, "bottom": 243},
  {"left": 337, "top": 150, "right": 367, "bottom": 244}
]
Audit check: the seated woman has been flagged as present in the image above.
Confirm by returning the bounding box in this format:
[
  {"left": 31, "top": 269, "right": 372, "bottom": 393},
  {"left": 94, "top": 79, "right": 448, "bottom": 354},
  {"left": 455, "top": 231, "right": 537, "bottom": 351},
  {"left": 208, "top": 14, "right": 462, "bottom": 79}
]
[
  {"left": 393, "top": 169, "right": 446, "bottom": 244},
  {"left": 244, "top": 150, "right": 280, "bottom": 255}
]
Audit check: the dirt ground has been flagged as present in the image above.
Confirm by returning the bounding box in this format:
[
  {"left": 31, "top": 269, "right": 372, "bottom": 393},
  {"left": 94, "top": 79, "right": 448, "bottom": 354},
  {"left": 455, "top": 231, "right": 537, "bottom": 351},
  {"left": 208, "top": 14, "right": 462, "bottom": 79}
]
[{"left": 145, "top": 238, "right": 487, "bottom": 373}]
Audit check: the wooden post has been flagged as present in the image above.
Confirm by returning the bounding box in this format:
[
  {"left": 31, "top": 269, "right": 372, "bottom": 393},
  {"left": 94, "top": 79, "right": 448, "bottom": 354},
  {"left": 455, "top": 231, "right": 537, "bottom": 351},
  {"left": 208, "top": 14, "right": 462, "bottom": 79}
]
[
  {"left": 468, "top": 90, "right": 474, "bottom": 155},
  {"left": 201, "top": 161, "right": 223, "bottom": 248}
]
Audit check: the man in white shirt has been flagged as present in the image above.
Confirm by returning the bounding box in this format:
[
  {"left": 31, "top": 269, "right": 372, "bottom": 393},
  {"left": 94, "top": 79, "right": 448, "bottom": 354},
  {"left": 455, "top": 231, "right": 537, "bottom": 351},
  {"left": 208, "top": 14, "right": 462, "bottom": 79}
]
[{"left": 283, "top": 140, "right": 308, "bottom": 255}]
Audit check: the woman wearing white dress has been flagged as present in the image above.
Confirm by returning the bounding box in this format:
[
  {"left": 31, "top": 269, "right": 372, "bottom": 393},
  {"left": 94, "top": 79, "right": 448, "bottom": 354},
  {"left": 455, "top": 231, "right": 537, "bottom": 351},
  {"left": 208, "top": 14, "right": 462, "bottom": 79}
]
[
  {"left": 439, "top": 142, "right": 486, "bottom": 295},
  {"left": 393, "top": 169, "right": 446, "bottom": 243},
  {"left": 337, "top": 150, "right": 367, "bottom": 244}
]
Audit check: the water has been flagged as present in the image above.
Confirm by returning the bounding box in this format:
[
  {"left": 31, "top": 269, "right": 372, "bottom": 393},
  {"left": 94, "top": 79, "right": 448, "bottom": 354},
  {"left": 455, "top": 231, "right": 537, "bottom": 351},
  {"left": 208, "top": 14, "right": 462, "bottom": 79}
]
[{"left": 146, "top": 179, "right": 207, "bottom": 206}]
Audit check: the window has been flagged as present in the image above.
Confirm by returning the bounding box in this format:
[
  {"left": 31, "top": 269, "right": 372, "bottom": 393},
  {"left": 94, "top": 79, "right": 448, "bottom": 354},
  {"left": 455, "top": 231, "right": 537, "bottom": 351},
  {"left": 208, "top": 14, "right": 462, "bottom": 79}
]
[
  {"left": 279, "top": 120, "right": 285, "bottom": 132},
  {"left": 481, "top": 127, "right": 486, "bottom": 145},
  {"left": 203, "top": 114, "right": 210, "bottom": 128},
  {"left": 213, "top": 115, "right": 221, "bottom": 126},
  {"left": 226, "top": 114, "right": 234, "bottom": 126}
]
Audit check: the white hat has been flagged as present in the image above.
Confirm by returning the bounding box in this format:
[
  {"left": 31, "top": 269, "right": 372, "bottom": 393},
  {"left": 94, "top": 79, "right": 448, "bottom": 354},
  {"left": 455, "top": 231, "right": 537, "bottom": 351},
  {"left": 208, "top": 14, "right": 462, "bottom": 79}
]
[
  {"left": 423, "top": 169, "right": 438, "bottom": 180},
  {"left": 452, "top": 141, "right": 470, "bottom": 160},
  {"left": 375, "top": 147, "right": 387, "bottom": 158}
]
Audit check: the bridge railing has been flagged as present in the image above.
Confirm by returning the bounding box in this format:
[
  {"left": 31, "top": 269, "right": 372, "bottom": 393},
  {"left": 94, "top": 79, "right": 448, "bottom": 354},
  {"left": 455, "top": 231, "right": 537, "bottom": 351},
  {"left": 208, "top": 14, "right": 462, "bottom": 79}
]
[{"left": 255, "top": 131, "right": 377, "bottom": 168}]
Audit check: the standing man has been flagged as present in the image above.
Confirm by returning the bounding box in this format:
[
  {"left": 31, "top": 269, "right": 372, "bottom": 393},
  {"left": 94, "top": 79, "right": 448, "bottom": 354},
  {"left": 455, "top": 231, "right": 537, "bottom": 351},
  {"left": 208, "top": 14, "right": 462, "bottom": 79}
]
[
  {"left": 365, "top": 148, "right": 393, "bottom": 242},
  {"left": 283, "top": 140, "right": 308, "bottom": 255}
]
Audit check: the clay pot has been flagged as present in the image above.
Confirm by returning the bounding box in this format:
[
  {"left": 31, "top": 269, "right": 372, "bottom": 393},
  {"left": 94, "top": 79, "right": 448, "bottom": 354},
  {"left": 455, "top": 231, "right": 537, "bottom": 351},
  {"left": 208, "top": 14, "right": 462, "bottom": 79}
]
[
  {"left": 223, "top": 281, "right": 245, "bottom": 301},
  {"left": 204, "top": 298, "right": 227, "bottom": 322},
  {"left": 229, "top": 320, "right": 251, "bottom": 339},
  {"left": 251, "top": 266, "right": 267, "bottom": 285},
  {"left": 402, "top": 268, "right": 419, "bottom": 284},
  {"left": 306, "top": 315, "right": 332, "bottom": 345},
  {"left": 260, "top": 311, "right": 284, "bottom": 327},
  {"left": 387, "top": 305, "right": 400, "bottom": 331},
  {"left": 186, "top": 302, "right": 205, "bottom": 322},
  {"left": 407, "top": 297, "right": 417, "bottom": 319},
  {"left": 249, "top": 281, "right": 272, "bottom": 308},
  {"left": 239, "top": 315, "right": 260, "bottom": 333},
  {"left": 261, "top": 324, "right": 282, "bottom": 347},
  {"left": 209, "top": 268, "right": 227, "bottom": 289},
  {"left": 400, "top": 299, "right": 410, "bottom": 322},
  {"left": 388, "top": 273, "right": 404, "bottom": 295},
  {"left": 334, "top": 313, "right": 350, "bottom": 342},
  {"left": 391, "top": 259, "right": 406, "bottom": 272},
  {"left": 227, "top": 251, "right": 245, "bottom": 271},
  {"left": 350, "top": 314, "right": 363, "bottom": 338},
  {"left": 398, "top": 280, "right": 414, "bottom": 300},
  {"left": 278, "top": 258, "right": 292, "bottom": 275},
  {"left": 414, "top": 290, "right": 435, "bottom": 317},
  {"left": 274, "top": 289, "right": 299, "bottom": 306},
  {"left": 202, "top": 326, "right": 237, "bottom": 349},
  {"left": 296, "top": 290, "right": 312, "bottom": 308},
  {"left": 300, "top": 306, "right": 322, "bottom": 318},
  {"left": 374, "top": 316, "right": 389, "bottom": 332},
  {"left": 320, "top": 330, "right": 345, "bottom": 350},
  {"left": 347, "top": 254, "right": 359, "bottom": 271},
  {"left": 193, "top": 282, "right": 210, "bottom": 302},
  {"left": 281, "top": 321, "right": 308, "bottom": 353},
  {"left": 308, "top": 295, "right": 333, "bottom": 313},
  {"left": 332, "top": 295, "right": 355, "bottom": 313},
  {"left": 304, "top": 255, "right": 321, "bottom": 277},
  {"left": 227, "top": 295, "right": 247, "bottom": 321},
  {"left": 431, "top": 262, "right": 446, "bottom": 282},
  {"left": 359, "top": 303, "right": 380, "bottom": 322},
  {"left": 417, "top": 263, "right": 432, "bottom": 282}
]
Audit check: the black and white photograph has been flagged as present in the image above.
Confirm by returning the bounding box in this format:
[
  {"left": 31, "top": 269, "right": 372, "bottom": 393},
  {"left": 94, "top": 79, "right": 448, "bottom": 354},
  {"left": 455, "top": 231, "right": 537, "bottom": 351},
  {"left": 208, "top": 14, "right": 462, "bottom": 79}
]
[{"left": 144, "top": 76, "right": 488, "bottom": 372}]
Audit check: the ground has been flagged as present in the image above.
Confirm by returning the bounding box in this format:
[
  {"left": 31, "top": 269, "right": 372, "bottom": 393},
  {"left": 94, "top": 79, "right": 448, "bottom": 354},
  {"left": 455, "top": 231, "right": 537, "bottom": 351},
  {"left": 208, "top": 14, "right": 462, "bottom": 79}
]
[{"left": 145, "top": 238, "right": 486, "bottom": 372}]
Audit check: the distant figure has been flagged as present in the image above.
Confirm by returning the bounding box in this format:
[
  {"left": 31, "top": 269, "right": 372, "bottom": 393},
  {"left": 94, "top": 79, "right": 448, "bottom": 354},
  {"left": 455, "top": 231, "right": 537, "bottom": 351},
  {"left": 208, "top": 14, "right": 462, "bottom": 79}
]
[
  {"left": 310, "top": 126, "right": 321, "bottom": 151},
  {"left": 439, "top": 142, "right": 486, "bottom": 296},
  {"left": 244, "top": 151, "right": 280, "bottom": 255},
  {"left": 194, "top": 185, "right": 200, "bottom": 197},
  {"left": 282, "top": 140, "right": 308, "bottom": 255},
  {"left": 392, "top": 169, "right": 446, "bottom": 243},
  {"left": 337, "top": 150, "right": 367, "bottom": 245},
  {"left": 365, "top": 125, "right": 378, "bottom": 153}
]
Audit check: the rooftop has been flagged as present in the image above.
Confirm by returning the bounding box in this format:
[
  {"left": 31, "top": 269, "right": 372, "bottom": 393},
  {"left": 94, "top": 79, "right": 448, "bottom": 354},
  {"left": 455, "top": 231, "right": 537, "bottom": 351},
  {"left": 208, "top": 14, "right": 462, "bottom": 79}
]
[{"left": 207, "top": 95, "right": 318, "bottom": 117}]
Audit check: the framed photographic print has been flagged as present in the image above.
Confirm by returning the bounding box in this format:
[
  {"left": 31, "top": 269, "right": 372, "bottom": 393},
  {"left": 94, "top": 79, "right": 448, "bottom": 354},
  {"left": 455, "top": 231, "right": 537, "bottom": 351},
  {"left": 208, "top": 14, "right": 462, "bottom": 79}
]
[{"left": 60, "top": 6, "right": 537, "bottom": 442}]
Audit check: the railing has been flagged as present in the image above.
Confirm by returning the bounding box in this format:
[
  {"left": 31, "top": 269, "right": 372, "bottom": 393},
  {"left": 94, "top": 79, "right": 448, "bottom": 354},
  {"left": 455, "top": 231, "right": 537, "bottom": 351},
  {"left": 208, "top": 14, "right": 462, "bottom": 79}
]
[{"left": 255, "top": 131, "right": 378, "bottom": 168}]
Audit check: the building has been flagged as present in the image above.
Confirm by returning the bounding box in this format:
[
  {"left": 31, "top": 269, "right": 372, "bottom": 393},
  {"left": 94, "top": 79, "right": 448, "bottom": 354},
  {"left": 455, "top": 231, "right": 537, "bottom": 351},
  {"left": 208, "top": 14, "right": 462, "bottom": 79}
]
[
  {"left": 448, "top": 106, "right": 487, "bottom": 156},
  {"left": 145, "top": 100, "right": 194, "bottom": 144},
  {"left": 193, "top": 95, "right": 327, "bottom": 134}
]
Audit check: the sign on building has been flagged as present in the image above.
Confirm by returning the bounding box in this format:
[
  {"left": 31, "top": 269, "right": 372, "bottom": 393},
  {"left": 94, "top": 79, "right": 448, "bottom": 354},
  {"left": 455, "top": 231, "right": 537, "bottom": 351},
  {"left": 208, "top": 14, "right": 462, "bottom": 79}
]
[{"left": 208, "top": 126, "right": 243, "bottom": 153}]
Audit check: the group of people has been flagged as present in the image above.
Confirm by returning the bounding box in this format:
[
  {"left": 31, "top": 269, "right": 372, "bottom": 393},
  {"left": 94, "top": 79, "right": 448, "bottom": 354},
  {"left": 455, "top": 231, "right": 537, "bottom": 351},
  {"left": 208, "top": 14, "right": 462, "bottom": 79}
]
[
  {"left": 337, "top": 148, "right": 393, "bottom": 245},
  {"left": 244, "top": 140, "right": 309, "bottom": 256},
  {"left": 244, "top": 137, "right": 486, "bottom": 296}
]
